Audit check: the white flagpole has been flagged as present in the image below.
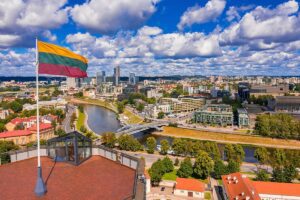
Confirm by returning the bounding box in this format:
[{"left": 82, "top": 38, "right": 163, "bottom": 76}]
[{"left": 34, "top": 38, "right": 47, "bottom": 196}]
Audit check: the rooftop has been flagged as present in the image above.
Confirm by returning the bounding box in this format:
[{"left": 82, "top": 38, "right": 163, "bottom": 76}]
[
  {"left": 0, "top": 156, "right": 136, "bottom": 200},
  {"left": 175, "top": 178, "right": 205, "bottom": 192},
  {"left": 253, "top": 181, "right": 300, "bottom": 197}
]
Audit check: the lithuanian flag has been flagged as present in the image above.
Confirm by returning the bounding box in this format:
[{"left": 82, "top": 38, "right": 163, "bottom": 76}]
[{"left": 37, "top": 41, "right": 88, "bottom": 78}]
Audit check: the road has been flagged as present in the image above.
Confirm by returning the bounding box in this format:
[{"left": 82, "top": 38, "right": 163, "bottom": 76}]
[
  {"left": 121, "top": 151, "right": 270, "bottom": 173},
  {"left": 62, "top": 104, "right": 76, "bottom": 133}
]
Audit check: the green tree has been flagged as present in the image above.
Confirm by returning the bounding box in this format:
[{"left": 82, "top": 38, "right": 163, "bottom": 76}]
[
  {"left": 213, "top": 158, "right": 228, "bottom": 179},
  {"left": 283, "top": 165, "right": 298, "bottom": 183},
  {"left": 117, "top": 134, "right": 142, "bottom": 152},
  {"left": 136, "top": 103, "right": 144, "bottom": 112},
  {"left": 0, "top": 123, "right": 6, "bottom": 132},
  {"left": 174, "top": 158, "right": 180, "bottom": 166},
  {"left": 80, "top": 125, "right": 88, "bottom": 133},
  {"left": 172, "top": 138, "right": 186, "bottom": 155},
  {"left": 254, "top": 147, "right": 269, "bottom": 166},
  {"left": 160, "top": 139, "right": 170, "bottom": 155},
  {"left": 224, "top": 144, "right": 235, "bottom": 161},
  {"left": 9, "top": 101, "right": 22, "bottom": 113},
  {"left": 227, "top": 159, "right": 240, "bottom": 173},
  {"left": 272, "top": 149, "right": 287, "bottom": 167},
  {"left": 149, "top": 159, "right": 165, "bottom": 186},
  {"left": 146, "top": 137, "right": 156, "bottom": 154},
  {"left": 193, "top": 150, "right": 214, "bottom": 179},
  {"left": 272, "top": 167, "right": 286, "bottom": 182},
  {"left": 14, "top": 123, "right": 24, "bottom": 130},
  {"left": 0, "top": 141, "right": 19, "bottom": 164},
  {"left": 101, "top": 132, "right": 117, "bottom": 148},
  {"left": 177, "top": 157, "right": 193, "bottom": 178},
  {"left": 55, "top": 128, "right": 66, "bottom": 136},
  {"left": 255, "top": 169, "right": 269, "bottom": 181},
  {"left": 157, "top": 111, "right": 164, "bottom": 119},
  {"left": 162, "top": 156, "right": 174, "bottom": 173},
  {"left": 117, "top": 102, "right": 125, "bottom": 113}
]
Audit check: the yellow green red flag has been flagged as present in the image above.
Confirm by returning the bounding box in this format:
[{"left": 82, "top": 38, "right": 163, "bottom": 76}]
[{"left": 37, "top": 41, "right": 88, "bottom": 77}]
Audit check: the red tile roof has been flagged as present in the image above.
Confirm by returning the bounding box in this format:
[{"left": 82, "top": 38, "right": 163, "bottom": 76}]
[
  {"left": 29, "top": 123, "right": 52, "bottom": 131},
  {"left": 0, "top": 156, "right": 135, "bottom": 200},
  {"left": 253, "top": 181, "right": 300, "bottom": 197},
  {"left": 10, "top": 116, "right": 36, "bottom": 124},
  {"left": 222, "top": 173, "right": 260, "bottom": 200},
  {"left": 0, "top": 130, "right": 31, "bottom": 138},
  {"left": 175, "top": 178, "right": 205, "bottom": 192}
]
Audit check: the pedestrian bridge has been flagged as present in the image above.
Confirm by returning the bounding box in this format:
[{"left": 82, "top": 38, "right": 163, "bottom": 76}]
[{"left": 115, "top": 122, "right": 168, "bottom": 136}]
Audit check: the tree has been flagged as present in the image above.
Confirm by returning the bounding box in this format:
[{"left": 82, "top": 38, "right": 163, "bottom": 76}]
[
  {"left": 0, "top": 123, "right": 6, "bottom": 132},
  {"left": 136, "top": 103, "right": 144, "bottom": 112},
  {"left": 149, "top": 159, "right": 165, "bottom": 186},
  {"left": 117, "top": 134, "right": 142, "bottom": 152},
  {"left": 14, "top": 123, "right": 24, "bottom": 130},
  {"left": 272, "top": 149, "right": 286, "bottom": 167},
  {"left": 51, "top": 120, "right": 57, "bottom": 131},
  {"left": 272, "top": 167, "right": 285, "bottom": 182},
  {"left": 255, "top": 169, "right": 269, "bottom": 181},
  {"left": 70, "top": 113, "right": 77, "bottom": 130},
  {"left": 177, "top": 157, "right": 193, "bottom": 178},
  {"left": 283, "top": 165, "right": 298, "bottom": 183},
  {"left": 101, "top": 132, "right": 117, "bottom": 148},
  {"left": 174, "top": 158, "right": 180, "bottom": 166},
  {"left": 254, "top": 147, "right": 269, "bottom": 166},
  {"left": 162, "top": 156, "right": 174, "bottom": 173},
  {"left": 55, "top": 128, "right": 66, "bottom": 137},
  {"left": 227, "top": 159, "right": 240, "bottom": 173},
  {"left": 146, "top": 137, "right": 156, "bottom": 154},
  {"left": 213, "top": 158, "right": 228, "bottom": 179},
  {"left": 172, "top": 138, "right": 186, "bottom": 155},
  {"left": 193, "top": 150, "right": 214, "bottom": 179},
  {"left": 117, "top": 102, "right": 125, "bottom": 113},
  {"left": 224, "top": 144, "right": 235, "bottom": 161},
  {"left": 157, "top": 111, "right": 164, "bottom": 119},
  {"left": 9, "top": 101, "right": 22, "bottom": 113},
  {"left": 160, "top": 139, "right": 169, "bottom": 155},
  {"left": 80, "top": 125, "right": 88, "bottom": 133},
  {"left": 0, "top": 141, "right": 19, "bottom": 164},
  {"left": 233, "top": 144, "right": 245, "bottom": 164}
]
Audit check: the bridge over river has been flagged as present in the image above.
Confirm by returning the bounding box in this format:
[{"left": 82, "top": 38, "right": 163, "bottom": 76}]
[{"left": 115, "top": 121, "right": 168, "bottom": 136}]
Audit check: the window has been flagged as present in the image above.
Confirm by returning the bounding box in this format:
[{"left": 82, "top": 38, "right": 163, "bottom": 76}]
[{"left": 181, "top": 190, "right": 184, "bottom": 193}]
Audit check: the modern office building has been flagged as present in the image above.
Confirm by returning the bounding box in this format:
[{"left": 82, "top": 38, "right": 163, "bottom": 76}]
[
  {"left": 194, "top": 104, "right": 233, "bottom": 126},
  {"left": 250, "top": 84, "right": 289, "bottom": 97},
  {"left": 268, "top": 96, "right": 300, "bottom": 113},
  {"left": 160, "top": 97, "right": 206, "bottom": 113},
  {"left": 237, "top": 108, "right": 250, "bottom": 127},
  {"left": 129, "top": 73, "right": 137, "bottom": 85},
  {"left": 113, "top": 66, "right": 120, "bottom": 86},
  {"left": 238, "top": 82, "right": 250, "bottom": 101},
  {"left": 96, "top": 71, "right": 106, "bottom": 85}
]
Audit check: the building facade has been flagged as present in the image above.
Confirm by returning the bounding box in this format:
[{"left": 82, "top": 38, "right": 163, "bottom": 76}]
[
  {"left": 237, "top": 108, "right": 250, "bottom": 127},
  {"left": 113, "top": 66, "right": 120, "bottom": 86},
  {"left": 194, "top": 104, "right": 233, "bottom": 126},
  {"left": 174, "top": 178, "right": 205, "bottom": 199},
  {"left": 160, "top": 97, "right": 205, "bottom": 113}
]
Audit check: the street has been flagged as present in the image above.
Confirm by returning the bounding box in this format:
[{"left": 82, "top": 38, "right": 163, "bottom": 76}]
[{"left": 62, "top": 104, "right": 76, "bottom": 133}]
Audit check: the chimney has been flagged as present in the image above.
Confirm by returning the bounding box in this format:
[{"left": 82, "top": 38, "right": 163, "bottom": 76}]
[
  {"left": 241, "top": 192, "right": 245, "bottom": 196},
  {"left": 246, "top": 196, "right": 250, "bottom": 200}
]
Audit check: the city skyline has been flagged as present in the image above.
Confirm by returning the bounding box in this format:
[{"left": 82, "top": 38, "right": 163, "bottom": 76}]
[{"left": 1, "top": 0, "right": 300, "bottom": 76}]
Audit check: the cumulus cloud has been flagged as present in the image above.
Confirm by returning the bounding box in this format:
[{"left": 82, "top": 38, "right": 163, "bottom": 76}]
[
  {"left": 0, "top": 0, "right": 68, "bottom": 48},
  {"left": 220, "top": 0, "right": 300, "bottom": 47},
  {"left": 177, "top": 0, "right": 226, "bottom": 30},
  {"left": 71, "top": 0, "right": 159, "bottom": 34}
]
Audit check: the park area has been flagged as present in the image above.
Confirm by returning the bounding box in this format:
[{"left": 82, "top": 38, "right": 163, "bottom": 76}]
[{"left": 157, "top": 126, "right": 300, "bottom": 150}]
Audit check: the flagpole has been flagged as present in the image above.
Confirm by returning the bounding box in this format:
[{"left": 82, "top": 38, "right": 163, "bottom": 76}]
[{"left": 34, "top": 37, "right": 47, "bottom": 196}]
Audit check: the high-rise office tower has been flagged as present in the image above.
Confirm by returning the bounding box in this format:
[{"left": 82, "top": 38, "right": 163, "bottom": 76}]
[
  {"left": 129, "top": 73, "right": 136, "bottom": 85},
  {"left": 101, "top": 70, "right": 106, "bottom": 82},
  {"left": 113, "top": 66, "right": 120, "bottom": 86}
]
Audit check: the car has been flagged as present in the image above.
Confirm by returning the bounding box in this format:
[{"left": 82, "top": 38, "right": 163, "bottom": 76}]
[{"left": 161, "top": 187, "right": 165, "bottom": 191}]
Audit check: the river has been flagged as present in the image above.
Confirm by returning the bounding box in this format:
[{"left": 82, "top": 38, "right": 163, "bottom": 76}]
[
  {"left": 84, "top": 104, "right": 121, "bottom": 135},
  {"left": 85, "top": 104, "right": 258, "bottom": 163}
]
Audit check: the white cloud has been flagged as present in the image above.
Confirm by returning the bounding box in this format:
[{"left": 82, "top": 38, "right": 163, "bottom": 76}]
[
  {"left": 177, "top": 0, "right": 226, "bottom": 30},
  {"left": 220, "top": 0, "right": 300, "bottom": 47},
  {"left": 0, "top": 0, "right": 68, "bottom": 48},
  {"left": 71, "top": 0, "right": 159, "bottom": 34},
  {"left": 226, "top": 6, "right": 241, "bottom": 22}
]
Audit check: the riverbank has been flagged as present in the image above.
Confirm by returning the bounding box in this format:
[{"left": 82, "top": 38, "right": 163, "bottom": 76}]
[
  {"left": 70, "top": 98, "right": 144, "bottom": 125},
  {"left": 155, "top": 126, "right": 300, "bottom": 150}
]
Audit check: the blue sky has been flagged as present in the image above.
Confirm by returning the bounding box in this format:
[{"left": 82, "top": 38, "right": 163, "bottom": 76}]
[{"left": 0, "top": 0, "right": 300, "bottom": 76}]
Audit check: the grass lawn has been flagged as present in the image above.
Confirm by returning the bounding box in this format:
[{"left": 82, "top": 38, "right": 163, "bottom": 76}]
[
  {"left": 156, "top": 126, "right": 300, "bottom": 149},
  {"left": 71, "top": 98, "right": 117, "bottom": 112},
  {"left": 162, "top": 169, "right": 178, "bottom": 181},
  {"left": 205, "top": 192, "right": 211, "bottom": 200},
  {"left": 76, "top": 109, "right": 85, "bottom": 130},
  {"left": 123, "top": 108, "right": 144, "bottom": 124},
  {"left": 162, "top": 169, "right": 209, "bottom": 184}
]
